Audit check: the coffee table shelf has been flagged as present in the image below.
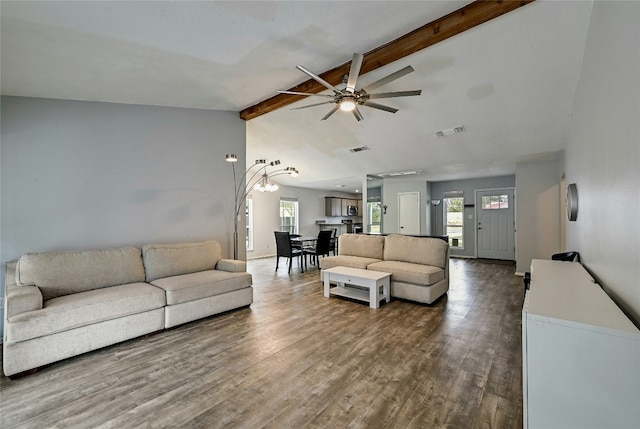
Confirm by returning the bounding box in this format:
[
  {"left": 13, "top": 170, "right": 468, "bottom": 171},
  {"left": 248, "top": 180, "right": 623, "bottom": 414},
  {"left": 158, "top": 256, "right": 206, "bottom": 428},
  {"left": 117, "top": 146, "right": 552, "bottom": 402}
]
[{"left": 329, "top": 285, "right": 385, "bottom": 303}]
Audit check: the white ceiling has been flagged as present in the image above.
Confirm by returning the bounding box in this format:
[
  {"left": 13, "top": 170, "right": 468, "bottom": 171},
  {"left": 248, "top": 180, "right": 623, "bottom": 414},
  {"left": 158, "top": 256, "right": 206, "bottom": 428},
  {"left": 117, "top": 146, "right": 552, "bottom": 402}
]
[{"left": 1, "top": 1, "right": 594, "bottom": 192}]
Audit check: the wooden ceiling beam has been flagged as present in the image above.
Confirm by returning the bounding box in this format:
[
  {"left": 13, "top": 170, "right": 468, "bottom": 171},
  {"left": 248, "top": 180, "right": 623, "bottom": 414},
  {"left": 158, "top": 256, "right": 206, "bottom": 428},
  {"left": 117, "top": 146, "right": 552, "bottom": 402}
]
[{"left": 239, "top": 0, "right": 534, "bottom": 121}]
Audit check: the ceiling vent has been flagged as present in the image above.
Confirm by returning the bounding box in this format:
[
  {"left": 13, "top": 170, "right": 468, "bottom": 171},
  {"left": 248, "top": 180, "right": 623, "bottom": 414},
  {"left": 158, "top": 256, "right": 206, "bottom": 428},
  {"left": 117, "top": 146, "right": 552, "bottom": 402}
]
[
  {"left": 436, "top": 126, "right": 465, "bottom": 137},
  {"left": 379, "top": 170, "right": 421, "bottom": 177},
  {"left": 349, "top": 145, "right": 370, "bottom": 153}
]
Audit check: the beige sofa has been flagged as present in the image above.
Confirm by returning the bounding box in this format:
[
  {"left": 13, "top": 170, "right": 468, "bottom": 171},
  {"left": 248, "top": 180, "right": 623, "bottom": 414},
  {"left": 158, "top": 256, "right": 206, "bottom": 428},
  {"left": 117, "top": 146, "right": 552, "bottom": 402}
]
[
  {"left": 319, "top": 234, "right": 449, "bottom": 304},
  {"left": 3, "top": 240, "right": 252, "bottom": 377}
]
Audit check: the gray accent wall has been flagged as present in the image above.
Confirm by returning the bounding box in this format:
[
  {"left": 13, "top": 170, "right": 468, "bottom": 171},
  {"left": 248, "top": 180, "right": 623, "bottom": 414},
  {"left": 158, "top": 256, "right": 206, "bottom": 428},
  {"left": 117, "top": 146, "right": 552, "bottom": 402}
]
[
  {"left": 430, "top": 175, "right": 516, "bottom": 258},
  {"left": 565, "top": 1, "right": 640, "bottom": 323},
  {"left": 1, "top": 97, "right": 246, "bottom": 334}
]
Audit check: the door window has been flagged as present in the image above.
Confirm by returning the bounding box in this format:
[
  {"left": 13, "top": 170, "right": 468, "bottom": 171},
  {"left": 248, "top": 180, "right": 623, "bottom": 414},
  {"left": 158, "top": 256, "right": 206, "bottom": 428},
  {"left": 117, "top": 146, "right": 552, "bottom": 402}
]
[{"left": 481, "top": 195, "right": 509, "bottom": 209}]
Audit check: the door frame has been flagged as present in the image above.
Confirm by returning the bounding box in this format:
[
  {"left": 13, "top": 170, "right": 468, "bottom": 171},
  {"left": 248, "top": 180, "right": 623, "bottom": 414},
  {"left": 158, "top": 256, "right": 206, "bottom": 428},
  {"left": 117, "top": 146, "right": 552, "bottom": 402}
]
[{"left": 474, "top": 187, "right": 516, "bottom": 259}]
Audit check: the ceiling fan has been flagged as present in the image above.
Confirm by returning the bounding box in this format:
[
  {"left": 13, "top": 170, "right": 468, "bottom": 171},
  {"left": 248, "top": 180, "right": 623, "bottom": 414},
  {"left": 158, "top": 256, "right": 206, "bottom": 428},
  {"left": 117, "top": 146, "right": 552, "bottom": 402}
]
[{"left": 278, "top": 53, "right": 422, "bottom": 121}]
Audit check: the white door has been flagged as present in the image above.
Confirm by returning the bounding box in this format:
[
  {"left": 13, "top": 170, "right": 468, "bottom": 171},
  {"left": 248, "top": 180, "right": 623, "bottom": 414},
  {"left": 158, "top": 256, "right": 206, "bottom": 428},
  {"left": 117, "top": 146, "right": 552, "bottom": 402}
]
[
  {"left": 398, "top": 192, "right": 420, "bottom": 235},
  {"left": 476, "top": 189, "right": 515, "bottom": 260}
]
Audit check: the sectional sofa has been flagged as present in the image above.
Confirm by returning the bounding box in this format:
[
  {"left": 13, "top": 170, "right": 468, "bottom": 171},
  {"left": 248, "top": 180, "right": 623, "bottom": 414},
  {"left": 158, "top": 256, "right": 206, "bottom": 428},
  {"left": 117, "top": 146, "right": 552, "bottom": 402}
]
[
  {"left": 319, "top": 234, "right": 449, "bottom": 304},
  {"left": 3, "top": 240, "right": 252, "bottom": 378}
]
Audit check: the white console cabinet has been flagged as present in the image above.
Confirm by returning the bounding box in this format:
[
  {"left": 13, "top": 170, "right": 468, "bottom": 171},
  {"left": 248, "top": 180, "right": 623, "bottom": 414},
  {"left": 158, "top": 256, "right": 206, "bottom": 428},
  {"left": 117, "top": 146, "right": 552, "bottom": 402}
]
[{"left": 522, "top": 259, "right": 640, "bottom": 429}]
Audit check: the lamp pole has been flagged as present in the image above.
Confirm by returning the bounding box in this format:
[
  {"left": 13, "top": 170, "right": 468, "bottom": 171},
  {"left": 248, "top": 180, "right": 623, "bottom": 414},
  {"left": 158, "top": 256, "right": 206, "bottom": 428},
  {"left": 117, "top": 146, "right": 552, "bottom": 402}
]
[{"left": 226, "top": 154, "right": 299, "bottom": 260}]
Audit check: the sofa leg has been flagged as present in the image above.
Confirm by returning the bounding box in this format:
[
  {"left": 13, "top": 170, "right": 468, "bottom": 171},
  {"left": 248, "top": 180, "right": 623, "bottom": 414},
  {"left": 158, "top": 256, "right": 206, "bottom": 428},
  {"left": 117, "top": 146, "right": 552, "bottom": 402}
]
[{"left": 8, "top": 368, "right": 38, "bottom": 380}]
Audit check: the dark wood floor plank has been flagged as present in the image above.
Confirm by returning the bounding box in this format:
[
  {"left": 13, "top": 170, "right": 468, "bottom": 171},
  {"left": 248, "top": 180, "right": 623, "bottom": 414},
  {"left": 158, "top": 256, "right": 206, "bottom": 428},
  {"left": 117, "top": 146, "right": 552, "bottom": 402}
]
[{"left": 1, "top": 257, "right": 523, "bottom": 429}]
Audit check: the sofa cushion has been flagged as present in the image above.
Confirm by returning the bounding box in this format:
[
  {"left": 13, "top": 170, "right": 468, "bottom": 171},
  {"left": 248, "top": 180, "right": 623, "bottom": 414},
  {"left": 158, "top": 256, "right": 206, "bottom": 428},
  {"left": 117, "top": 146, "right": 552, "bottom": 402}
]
[
  {"left": 16, "top": 247, "right": 146, "bottom": 300},
  {"left": 383, "top": 235, "right": 448, "bottom": 269},
  {"left": 319, "top": 255, "right": 383, "bottom": 271},
  {"left": 367, "top": 260, "right": 445, "bottom": 286},
  {"left": 150, "top": 270, "right": 252, "bottom": 305},
  {"left": 143, "top": 241, "right": 222, "bottom": 282},
  {"left": 6, "top": 283, "right": 165, "bottom": 343},
  {"left": 338, "top": 234, "right": 385, "bottom": 259}
]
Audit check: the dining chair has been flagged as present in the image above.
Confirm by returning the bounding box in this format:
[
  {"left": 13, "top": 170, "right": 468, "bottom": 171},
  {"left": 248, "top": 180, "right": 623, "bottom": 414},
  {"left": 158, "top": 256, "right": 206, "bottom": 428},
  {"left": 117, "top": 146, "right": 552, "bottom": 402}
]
[
  {"left": 329, "top": 228, "right": 338, "bottom": 255},
  {"left": 303, "top": 230, "right": 334, "bottom": 268},
  {"left": 274, "top": 231, "right": 304, "bottom": 273}
]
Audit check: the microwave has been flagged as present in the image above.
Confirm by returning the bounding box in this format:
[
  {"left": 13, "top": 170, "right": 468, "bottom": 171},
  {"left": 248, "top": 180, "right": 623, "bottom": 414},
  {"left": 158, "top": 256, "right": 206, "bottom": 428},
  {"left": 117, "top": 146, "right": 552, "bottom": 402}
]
[{"left": 347, "top": 205, "right": 358, "bottom": 216}]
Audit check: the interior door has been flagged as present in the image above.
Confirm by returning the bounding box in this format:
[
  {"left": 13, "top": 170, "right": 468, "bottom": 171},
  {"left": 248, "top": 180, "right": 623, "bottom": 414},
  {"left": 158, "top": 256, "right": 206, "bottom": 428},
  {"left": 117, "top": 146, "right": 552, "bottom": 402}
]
[
  {"left": 398, "top": 192, "right": 420, "bottom": 235},
  {"left": 476, "top": 189, "right": 515, "bottom": 260}
]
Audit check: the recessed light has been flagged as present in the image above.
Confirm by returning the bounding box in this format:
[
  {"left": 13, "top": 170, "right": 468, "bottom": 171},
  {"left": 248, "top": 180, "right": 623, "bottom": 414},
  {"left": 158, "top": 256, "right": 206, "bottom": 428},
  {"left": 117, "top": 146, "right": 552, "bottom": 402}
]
[{"left": 335, "top": 184, "right": 345, "bottom": 188}]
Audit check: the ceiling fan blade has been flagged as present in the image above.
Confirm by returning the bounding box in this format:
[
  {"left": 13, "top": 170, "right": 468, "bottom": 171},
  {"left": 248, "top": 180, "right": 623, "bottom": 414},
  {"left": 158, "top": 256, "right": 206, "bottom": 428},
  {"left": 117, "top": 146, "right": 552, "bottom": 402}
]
[
  {"left": 361, "top": 65, "right": 415, "bottom": 93},
  {"left": 363, "top": 101, "right": 398, "bottom": 113},
  {"left": 278, "top": 90, "right": 334, "bottom": 98},
  {"left": 367, "top": 90, "right": 422, "bottom": 99},
  {"left": 291, "top": 101, "right": 335, "bottom": 110},
  {"left": 346, "top": 53, "right": 364, "bottom": 94},
  {"left": 353, "top": 107, "right": 364, "bottom": 121},
  {"left": 296, "top": 65, "right": 341, "bottom": 94},
  {"left": 321, "top": 105, "right": 340, "bottom": 120}
]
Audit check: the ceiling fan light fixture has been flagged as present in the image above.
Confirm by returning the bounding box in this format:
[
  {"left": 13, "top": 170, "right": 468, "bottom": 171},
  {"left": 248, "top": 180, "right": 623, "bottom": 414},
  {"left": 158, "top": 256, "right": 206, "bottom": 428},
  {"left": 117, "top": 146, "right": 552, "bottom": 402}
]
[{"left": 340, "top": 100, "right": 356, "bottom": 112}]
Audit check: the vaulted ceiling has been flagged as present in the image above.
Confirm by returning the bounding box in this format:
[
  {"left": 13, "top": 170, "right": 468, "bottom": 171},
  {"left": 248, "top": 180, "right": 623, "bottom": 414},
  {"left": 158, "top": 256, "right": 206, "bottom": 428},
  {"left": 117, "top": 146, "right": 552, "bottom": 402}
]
[{"left": 1, "top": 1, "right": 594, "bottom": 191}]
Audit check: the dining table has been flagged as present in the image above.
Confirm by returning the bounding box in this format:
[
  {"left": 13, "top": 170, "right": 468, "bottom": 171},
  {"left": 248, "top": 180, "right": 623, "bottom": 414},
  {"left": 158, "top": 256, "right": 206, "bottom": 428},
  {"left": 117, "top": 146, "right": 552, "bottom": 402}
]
[{"left": 290, "top": 236, "right": 317, "bottom": 270}]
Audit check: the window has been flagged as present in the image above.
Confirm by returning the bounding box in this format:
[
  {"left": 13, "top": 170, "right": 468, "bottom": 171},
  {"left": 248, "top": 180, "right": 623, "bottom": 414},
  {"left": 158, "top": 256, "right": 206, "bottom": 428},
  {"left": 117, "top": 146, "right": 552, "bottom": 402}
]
[
  {"left": 481, "top": 195, "right": 509, "bottom": 209},
  {"left": 367, "top": 201, "right": 382, "bottom": 233},
  {"left": 245, "top": 197, "right": 253, "bottom": 251},
  {"left": 280, "top": 198, "right": 298, "bottom": 234},
  {"left": 444, "top": 191, "right": 464, "bottom": 248}
]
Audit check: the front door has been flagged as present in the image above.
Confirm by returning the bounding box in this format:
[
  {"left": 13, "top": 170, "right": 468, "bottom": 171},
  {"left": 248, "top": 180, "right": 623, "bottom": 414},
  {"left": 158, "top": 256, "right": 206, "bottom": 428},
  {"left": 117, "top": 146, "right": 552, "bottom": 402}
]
[
  {"left": 398, "top": 192, "right": 420, "bottom": 235},
  {"left": 476, "top": 189, "right": 515, "bottom": 260}
]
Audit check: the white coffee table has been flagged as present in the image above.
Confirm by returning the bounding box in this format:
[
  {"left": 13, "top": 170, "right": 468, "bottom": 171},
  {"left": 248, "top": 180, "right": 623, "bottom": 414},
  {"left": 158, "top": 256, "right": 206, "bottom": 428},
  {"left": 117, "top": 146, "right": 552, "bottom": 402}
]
[{"left": 323, "top": 266, "right": 390, "bottom": 309}]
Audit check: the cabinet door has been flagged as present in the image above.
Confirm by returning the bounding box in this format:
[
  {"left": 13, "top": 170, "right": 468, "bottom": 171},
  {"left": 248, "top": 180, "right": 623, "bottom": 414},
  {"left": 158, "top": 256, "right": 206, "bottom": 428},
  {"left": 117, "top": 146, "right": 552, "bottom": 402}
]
[
  {"left": 357, "top": 199, "right": 363, "bottom": 214},
  {"left": 341, "top": 199, "right": 349, "bottom": 216},
  {"left": 332, "top": 199, "right": 341, "bottom": 216}
]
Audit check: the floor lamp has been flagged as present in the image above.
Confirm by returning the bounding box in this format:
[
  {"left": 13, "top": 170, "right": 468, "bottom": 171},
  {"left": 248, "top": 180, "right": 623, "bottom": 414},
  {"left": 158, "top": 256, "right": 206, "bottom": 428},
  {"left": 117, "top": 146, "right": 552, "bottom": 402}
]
[
  {"left": 226, "top": 154, "right": 299, "bottom": 260},
  {"left": 430, "top": 200, "right": 441, "bottom": 235}
]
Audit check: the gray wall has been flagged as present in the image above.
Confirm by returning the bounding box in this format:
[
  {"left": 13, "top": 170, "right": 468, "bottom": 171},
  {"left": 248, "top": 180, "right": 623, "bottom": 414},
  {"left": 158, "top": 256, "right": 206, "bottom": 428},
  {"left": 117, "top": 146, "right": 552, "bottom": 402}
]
[
  {"left": 565, "top": 1, "right": 640, "bottom": 322},
  {"left": 430, "top": 175, "right": 516, "bottom": 257},
  {"left": 1, "top": 97, "right": 245, "bottom": 334},
  {"left": 515, "top": 156, "right": 563, "bottom": 273}
]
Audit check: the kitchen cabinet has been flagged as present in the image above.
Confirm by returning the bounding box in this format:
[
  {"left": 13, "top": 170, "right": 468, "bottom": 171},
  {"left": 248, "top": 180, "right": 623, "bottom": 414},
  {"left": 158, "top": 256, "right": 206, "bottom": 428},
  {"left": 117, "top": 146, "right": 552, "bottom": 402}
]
[
  {"left": 325, "top": 197, "right": 342, "bottom": 217},
  {"left": 325, "top": 197, "right": 363, "bottom": 217},
  {"left": 341, "top": 199, "right": 350, "bottom": 216},
  {"left": 522, "top": 259, "right": 640, "bottom": 429}
]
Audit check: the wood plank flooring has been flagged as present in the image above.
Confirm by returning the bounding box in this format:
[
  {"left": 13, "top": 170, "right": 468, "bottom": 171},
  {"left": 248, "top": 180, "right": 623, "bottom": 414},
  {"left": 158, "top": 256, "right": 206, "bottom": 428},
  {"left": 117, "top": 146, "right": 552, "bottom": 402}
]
[{"left": 0, "top": 257, "right": 523, "bottom": 429}]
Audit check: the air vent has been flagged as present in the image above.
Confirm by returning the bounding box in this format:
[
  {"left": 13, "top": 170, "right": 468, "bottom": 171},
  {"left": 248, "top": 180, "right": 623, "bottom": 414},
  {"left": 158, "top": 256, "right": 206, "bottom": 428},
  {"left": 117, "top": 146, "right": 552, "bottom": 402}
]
[
  {"left": 436, "top": 126, "right": 465, "bottom": 137},
  {"left": 379, "top": 170, "right": 421, "bottom": 177},
  {"left": 349, "top": 145, "right": 370, "bottom": 153}
]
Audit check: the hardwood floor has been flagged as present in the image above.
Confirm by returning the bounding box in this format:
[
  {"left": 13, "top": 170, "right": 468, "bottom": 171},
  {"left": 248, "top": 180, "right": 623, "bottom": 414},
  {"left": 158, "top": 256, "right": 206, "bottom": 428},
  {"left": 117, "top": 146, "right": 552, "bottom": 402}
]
[{"left": 0, "top": 257, "right": 523, "bottom": 429}]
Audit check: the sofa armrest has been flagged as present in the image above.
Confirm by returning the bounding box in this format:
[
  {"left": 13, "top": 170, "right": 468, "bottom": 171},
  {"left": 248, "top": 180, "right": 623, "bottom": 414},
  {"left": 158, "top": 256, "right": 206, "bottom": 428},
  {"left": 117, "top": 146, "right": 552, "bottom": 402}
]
[
  {"left": 5, "top": 261, "right": 44, "bottom": 319},
  {"left": 6, "top": 285, "right": 43, "bottom": 319},
  {"left": 216, "top": 259, "right": 247, "bottom": 273}
]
